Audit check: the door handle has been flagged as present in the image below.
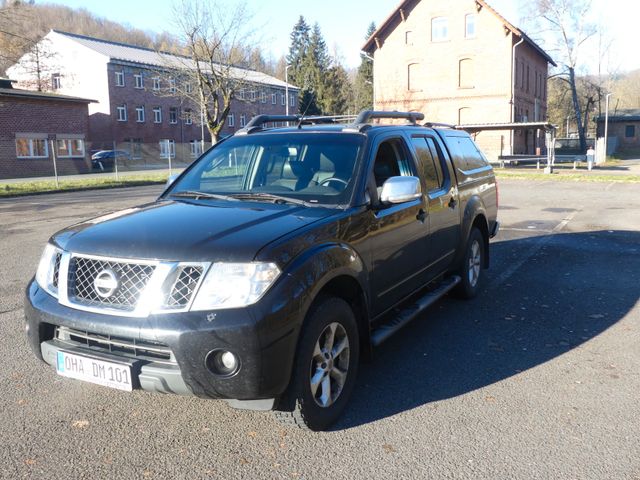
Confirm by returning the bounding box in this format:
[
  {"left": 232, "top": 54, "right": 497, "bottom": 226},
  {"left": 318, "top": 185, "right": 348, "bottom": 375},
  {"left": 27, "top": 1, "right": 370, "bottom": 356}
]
[{"left": 416, "top": 209, "right": 427, "bottom": 222}]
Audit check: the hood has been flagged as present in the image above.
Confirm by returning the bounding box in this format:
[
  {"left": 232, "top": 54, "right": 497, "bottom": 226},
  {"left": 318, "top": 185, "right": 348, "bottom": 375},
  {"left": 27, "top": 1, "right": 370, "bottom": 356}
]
[{"left": 53, "top": 199, "right": 335, "bottom": 262}]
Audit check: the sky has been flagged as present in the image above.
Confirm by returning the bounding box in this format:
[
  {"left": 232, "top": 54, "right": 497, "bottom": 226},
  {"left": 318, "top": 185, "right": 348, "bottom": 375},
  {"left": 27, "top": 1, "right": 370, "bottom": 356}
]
[{"left": 49, "top": 0, "right": 639, "bottom": 74}]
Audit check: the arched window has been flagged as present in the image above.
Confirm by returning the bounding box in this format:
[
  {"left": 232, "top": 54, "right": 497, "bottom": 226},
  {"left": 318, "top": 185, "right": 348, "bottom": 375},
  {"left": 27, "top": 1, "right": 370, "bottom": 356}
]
[{"left": 459, "top": 58, "right": 474, "bottom": 88}]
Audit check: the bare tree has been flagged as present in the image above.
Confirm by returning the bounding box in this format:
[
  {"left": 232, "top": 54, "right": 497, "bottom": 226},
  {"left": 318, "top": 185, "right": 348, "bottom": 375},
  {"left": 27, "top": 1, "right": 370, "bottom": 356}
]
[
  {"left": 159, "top": 0, "right": 258, "bottom": 144},
  {"left": 530, "top": 0, "right": 596, "bottom": 151}
]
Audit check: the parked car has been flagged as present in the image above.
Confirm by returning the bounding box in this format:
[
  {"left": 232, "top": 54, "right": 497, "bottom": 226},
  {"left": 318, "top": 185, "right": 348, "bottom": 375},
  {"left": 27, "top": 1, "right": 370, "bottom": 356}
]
[
  {"left": 91, "top": 150, "right": 130, "bottom": 171},
  {"left": 25, "top": 111, "right": 498, "bottom": 431}
]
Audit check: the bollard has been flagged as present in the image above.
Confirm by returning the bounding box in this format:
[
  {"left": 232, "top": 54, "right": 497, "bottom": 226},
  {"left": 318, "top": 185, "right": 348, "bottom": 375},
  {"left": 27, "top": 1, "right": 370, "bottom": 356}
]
[{"left": 586, "top": 147, "right": 595, "bottom": 171}]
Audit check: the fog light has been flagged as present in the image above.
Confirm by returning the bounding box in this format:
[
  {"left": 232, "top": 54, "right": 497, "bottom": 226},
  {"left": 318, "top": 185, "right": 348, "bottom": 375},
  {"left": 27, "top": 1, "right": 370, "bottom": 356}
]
[{"left": 205, "top": 349, "right": 240, "bottom": 376}]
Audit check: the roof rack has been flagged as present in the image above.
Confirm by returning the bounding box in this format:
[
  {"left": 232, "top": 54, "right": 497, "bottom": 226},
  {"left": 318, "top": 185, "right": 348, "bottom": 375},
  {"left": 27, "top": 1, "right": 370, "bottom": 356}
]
[
  {"left": 353, "top": 110, "right": 425, "bottom": 125},
  {"left": 236, "top": 114, "right": 300, "bottom": 134},
  {"left": 423, "top": 121, "right": 456, "bottom": 129}
]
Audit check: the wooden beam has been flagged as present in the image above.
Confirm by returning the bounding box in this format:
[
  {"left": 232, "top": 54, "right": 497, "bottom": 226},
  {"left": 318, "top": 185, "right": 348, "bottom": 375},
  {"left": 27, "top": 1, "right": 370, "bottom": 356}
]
[
  {"left": 399, "top": 8, "right": 406, "bottom": 22},
  {"left": 375, "top": 37, "right": 382, "bottom": 49}
]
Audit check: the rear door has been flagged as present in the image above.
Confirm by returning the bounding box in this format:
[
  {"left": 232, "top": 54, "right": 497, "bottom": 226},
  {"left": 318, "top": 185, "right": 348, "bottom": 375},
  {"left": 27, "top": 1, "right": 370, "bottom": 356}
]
[{"left": 410, "top": 134, "right": 461, "bottom": 273}]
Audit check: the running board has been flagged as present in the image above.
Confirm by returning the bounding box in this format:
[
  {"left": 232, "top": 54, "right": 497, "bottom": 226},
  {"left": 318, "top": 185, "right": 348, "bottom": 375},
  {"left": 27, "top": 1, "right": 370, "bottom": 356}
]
[{"left": 370, "top": 275, "right": 461, "bottom": 347}]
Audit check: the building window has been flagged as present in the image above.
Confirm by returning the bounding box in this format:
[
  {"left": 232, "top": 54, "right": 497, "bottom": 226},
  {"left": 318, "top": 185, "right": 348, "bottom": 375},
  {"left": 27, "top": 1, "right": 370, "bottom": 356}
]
[
  {"left": 240, "top": 114, "right": 246, "bottom": 127},
  {"left": 459, "top": 58, "right": 474, "bottom": 88},
  {"left": 115, "top": 70, "right": 125, "bottom": 87},
  {"left": 458, "top": 107, "right": 471, "bottom": 125},
  {"left": 136, "top": 106, "right": 145, "bottom": 123},
  {"left": 56, "top": 138, "right": 85, "bottom": 158},
  {"left": 184, "top": 109, "right": 193, "bottom": 125},
  {"left": 465, "top": 14, "right": 476, "bottom": 38},
  {"left": 261, "top": 91, "right": 267, "bottom": 103},
  {"left": 289, "top": 94, "right": 295, "bottom": 107},
  {"left": 169, "top": 107, "right": 178, "bottom": 124},
  {"left": 250, "top": 90, "right": 256, "bottom": 101},
  {"left": 625, "top": 125, "right": 636, "bottom": 138},
  {"left": 228, "top": 113, "right": 235, "bottom": 127},
  {"left": 127, "top": 138, "right": 143, "bottom": 159},
  {"left": 116, "top": 105, "right": 127, "bottom": 122},
  {"left": 153, "top": 77, "right": 160, "bottom": 90},
  {"left": 405, "top": 31, "right": 414, "bottom": 45},
  {"left": 407, "top": 63, "right": 420, "bottom": 92},
  {"left": 52, "top": 73, "right": 61, "bottom": 90},
  {"left": 153, "top": 107, "right": 162, "bottom": 123},
  {"left": 15, "top": 137, "right": 48, "bottom": 158},
  {"left": 239, "top": 89, "right": 245, "bottom": 100},
  {"left": 159, "top": 139, "right": 175, "bottom": 158},
  {"left": 169, "top": 78, "right": 176, "bottom": 93},
  {"left": 189, "top": 140, "right": 202, "bottom": 158},
  {"left": 526, "top": 65, "right": 530, "bottom": 93},
  {"left": 431, "top": 17, "right": 448, "bottom": 42},
  {"left": 185, "top": 82, "right": 192, "bottom": 93},
  {"left": 281, "top": 93, "right": 286, "bottom": 105},
  {"left": 134, "top": 72, "right": 143, "bottom": 89},
  {"left": 272, "top": 92, "right": 277, "bottom": 104}
]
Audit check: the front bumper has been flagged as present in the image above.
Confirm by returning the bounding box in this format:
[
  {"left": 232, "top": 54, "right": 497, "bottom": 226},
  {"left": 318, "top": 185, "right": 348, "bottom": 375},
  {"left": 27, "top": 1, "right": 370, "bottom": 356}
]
[{"left": 25, "top": 275, "right": 306, "bottom": 406}]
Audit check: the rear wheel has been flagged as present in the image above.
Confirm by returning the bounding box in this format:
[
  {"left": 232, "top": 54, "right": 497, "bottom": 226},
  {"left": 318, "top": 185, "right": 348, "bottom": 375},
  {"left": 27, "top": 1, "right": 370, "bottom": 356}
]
[
  {"left": 454, "top": 227, "right": 485, "bottom": 299},
  {"left": 274, "top": 296, "right": 359, "bottom": 431}
]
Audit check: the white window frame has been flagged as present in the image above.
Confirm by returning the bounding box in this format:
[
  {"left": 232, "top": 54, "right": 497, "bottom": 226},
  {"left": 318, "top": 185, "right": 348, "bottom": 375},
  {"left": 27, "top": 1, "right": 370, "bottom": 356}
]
[
  {"left": 15, "top": 136, "right": 49, "bottom": 159},
  {"left": 134, "top": 72, "right": 143, "bottom": 89},
  {"left": 240, "top": 114, "right": 246, "bottom": 127},
  {"left": 185, "top": 82, "right": 192, "bottom": 93},
  {"left": 52, "top": 73, "right": 61, "bottom": 90},
  {"left": 153, "top": 107, "right": 162, "bottom": 124},
  {"left": 289, "top": 94, "right": 295, "bottom": 107},
  {"left": 250, "top": 90, "right": 256, "bottom": 101},
  {"left": 115, "top": 70, "right": 125, "bottom": 87},
  {"left": 159, "top": 139, "right": 175, "bottom": 158},
  {"left": 465, "top": 14, "right": 476, "bottom": 39},
  {"left": 169, "top": 107, "right": 178, "bottom": 124},
  {"left": 117, "top": 105, "right": 127, "bottom": 122},
  {"left": 56, "top": 138, "right": 85, "bottom": 158},
  {"left": 185, "top": 109, "right": 193, "bottom": 125},
  {"left": 272, "top": 93, "right": 277, "bottom": 105},
  {"left": 239, "top": 89, "right": 245, "bottom": 100},
  {"left": 281, "top": 93, "right": 286, "bottom": 106},
  {"left": 169, "top": 78, "right": 176, "bottom": 93},
  {"left": 189, "top": 140, "right": 202, "bottom": 158},
  {"left": 431, "top": 17, "right": 449, "bottom": 42},
  {"left": 153, "top": 77, "right": 161, "bottom": 90},
  {"left": 261, "top": 91, "right": 267, "bottom": 103},
  {"left": 228, "top": 113, "right": 235, "bottom": 127},
  {"left": 135, "top": 106, "right": 145, "bottom": 123}
]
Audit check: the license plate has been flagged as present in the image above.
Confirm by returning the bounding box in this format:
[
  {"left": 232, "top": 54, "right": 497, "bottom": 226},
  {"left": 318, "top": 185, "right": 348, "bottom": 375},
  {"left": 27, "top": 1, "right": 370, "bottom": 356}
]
[{"left": 56, "top": 351, "right": 132, "bottom": 391}]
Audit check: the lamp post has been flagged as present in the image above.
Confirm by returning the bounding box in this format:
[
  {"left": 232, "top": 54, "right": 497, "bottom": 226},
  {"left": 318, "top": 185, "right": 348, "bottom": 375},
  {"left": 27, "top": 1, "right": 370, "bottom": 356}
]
[
  {"left": 360, "top": 51, "right": 375, "bottom": 109},
  {"left": 602, "top": 93, "right": 612, "bottom": 164},
  {"left": 285, "top": 65, "right": 292, "bottom": 116}
]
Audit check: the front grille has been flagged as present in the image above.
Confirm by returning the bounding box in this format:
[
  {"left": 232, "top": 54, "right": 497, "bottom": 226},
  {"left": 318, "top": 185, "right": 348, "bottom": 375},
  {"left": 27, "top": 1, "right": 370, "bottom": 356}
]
[
  {"left": 55, "top": 326, "right": 175, "bottom": 364},
  {"left": 68, "top": 256, "right": 155, "bottom": 310},
  {"left": 166, "top": 266, "right": 203, "bottom": 308},
  {"left": 52, "top": 253, "right": 62, "bottom": 289}
]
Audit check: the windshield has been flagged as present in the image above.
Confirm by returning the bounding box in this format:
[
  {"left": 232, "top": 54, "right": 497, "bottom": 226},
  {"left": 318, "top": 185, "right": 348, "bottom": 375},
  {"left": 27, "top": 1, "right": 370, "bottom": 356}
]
[{"left": 168, "top": 132, "right": 364, "bottom": 206}]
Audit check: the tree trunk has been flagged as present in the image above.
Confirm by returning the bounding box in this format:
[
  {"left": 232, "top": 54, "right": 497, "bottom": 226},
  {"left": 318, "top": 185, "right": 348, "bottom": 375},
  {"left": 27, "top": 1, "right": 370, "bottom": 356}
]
[{"left": 569, "top": 67, "right": 587, "bottom": 152}]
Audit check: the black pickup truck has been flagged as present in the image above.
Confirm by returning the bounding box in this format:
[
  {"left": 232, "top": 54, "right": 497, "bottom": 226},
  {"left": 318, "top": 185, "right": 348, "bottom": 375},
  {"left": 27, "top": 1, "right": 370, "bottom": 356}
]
[{"left": 25, "top": 111, "right": 498, "bottom": 431}]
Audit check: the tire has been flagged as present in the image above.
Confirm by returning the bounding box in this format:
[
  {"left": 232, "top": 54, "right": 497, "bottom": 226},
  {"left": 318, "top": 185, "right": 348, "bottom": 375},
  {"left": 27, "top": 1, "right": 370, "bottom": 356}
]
[
  {"left": 454, "top": 227, "right": 485, "bottom": 299},
  {"left": 274, "top": 296, "right": 359, "bottom": 431}
]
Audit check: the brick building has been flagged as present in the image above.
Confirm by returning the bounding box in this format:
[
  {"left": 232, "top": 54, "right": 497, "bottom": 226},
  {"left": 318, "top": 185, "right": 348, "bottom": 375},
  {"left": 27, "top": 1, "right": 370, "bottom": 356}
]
[
  {"left": 0, "top": 78, "right": 93, "bottom": 179},
  {"left": 362, "top": 0, "right": 555, "bottom": 159},
  {"left": 596, "top": 109, "right": 640, "bottom": 154},
  {"left": 7, "top": 30, "right": 298, "bottom": 162}
]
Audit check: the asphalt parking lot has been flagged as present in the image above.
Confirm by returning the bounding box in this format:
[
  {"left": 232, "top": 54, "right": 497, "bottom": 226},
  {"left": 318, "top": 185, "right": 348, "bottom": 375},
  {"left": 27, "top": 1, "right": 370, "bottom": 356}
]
[{"left": 0, "top": 179, "right": 639, "bottom": 479}]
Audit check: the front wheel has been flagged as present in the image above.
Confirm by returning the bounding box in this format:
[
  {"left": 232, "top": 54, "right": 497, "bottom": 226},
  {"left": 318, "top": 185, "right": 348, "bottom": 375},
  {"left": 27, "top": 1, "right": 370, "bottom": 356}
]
[
  {"left": 454, "top": 227, "right": 485, "bottom": 299},
  {"left": 274, "top": 296, "right": 359, "bottom": 431}
]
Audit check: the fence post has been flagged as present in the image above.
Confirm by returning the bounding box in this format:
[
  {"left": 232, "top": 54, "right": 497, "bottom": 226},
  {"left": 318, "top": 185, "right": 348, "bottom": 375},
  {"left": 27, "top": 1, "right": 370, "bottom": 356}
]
[
  {"left": 113, "top": 140, "right": 119, "bottom": 181},
  {"left": 49, "top": 139, "right": 59, "bottom": 188}
]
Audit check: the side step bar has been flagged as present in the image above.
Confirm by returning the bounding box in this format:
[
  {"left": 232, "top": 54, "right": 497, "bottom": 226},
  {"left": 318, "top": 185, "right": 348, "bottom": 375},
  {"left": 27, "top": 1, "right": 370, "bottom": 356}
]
[{"left": 370, "top": 275, "right": 461, "bottom": 347}]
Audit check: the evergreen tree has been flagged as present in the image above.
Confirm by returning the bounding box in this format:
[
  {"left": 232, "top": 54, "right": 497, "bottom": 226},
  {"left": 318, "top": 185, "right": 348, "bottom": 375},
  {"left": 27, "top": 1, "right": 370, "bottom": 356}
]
[
  {"left": 321, "top": 64, "right": 351, "bottom": 115},
  {"left": 354, "top": 22, "right": 376, "bottom": 112},
  {"left": 286, "top": 15, "right": 310, "bottom": 87}
]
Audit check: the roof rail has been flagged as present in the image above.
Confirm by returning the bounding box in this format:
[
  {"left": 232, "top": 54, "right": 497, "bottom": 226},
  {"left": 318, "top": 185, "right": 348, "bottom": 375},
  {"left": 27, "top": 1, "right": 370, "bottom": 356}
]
[
  {"left": 236, "top": 114, "right": 300, "bottom": 135},
  {"left": 354, "top": 110, "right": 425, "bottom": 125},
  {"left": 423, "top": 121, "right": 456, "bottom": 129},
  {"left": 299, "top": 115, "right": 357, "bottom": 125}
]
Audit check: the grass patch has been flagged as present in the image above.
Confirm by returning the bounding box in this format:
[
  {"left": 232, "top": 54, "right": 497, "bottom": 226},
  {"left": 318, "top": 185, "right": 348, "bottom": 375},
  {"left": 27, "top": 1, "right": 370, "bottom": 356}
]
[
  {"left": 495, "top": 169, "right": 640, "bottom": 183},
  {"left": 0, "top": 174, "right": 170, "bottom": 197}
]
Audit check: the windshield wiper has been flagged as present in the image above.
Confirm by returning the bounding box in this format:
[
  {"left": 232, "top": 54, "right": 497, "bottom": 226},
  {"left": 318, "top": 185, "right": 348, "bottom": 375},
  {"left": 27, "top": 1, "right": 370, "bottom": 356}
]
[
  {"left": 170, "top": 191, "right": 238, "bottom": 201},
  {"left": 230, "top": 192, "right": 311, "bottom": 207}
]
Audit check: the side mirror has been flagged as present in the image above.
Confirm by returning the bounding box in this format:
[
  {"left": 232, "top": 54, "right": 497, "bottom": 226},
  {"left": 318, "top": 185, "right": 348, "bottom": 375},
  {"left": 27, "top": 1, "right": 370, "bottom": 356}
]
[
  {"left": 165, "top": 173, "right": 179, "bottom": 188},
  {"left": 379, "top": 176, "right": 422, "bottom": 204}
]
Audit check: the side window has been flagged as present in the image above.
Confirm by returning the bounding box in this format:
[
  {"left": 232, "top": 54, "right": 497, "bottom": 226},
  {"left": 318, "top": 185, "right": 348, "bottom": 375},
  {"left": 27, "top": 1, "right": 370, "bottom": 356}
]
[
  {"left": 458, "top": 137, "right": 488, "bottom": 170},
  {"left": 372, "top": 138, "right": 414, "bottom": 191},
  {"left": 411, "top": 137, "right": 442, "bottom": 192}
]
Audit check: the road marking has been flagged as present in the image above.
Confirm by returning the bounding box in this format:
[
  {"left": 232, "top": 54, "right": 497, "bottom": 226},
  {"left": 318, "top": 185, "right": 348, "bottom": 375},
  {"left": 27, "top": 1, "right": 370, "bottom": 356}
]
[{"left": 491, "top": 209, "right": 581, "bottom": 287}]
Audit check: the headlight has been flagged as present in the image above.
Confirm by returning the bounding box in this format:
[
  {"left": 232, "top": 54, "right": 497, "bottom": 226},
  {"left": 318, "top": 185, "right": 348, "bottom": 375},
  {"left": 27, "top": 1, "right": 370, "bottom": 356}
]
[
  {"left": 35, "top": 243, "right": 62, "bottom": 297},
  {"left": 190, "top": 262, "right": 281, "bottom": 311}
]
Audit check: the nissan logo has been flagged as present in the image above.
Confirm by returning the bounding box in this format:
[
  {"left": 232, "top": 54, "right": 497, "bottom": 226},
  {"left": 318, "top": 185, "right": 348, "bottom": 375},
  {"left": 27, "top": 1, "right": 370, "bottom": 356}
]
[{"left": 94, "top": 269, "right": 119, "bottom": 298}]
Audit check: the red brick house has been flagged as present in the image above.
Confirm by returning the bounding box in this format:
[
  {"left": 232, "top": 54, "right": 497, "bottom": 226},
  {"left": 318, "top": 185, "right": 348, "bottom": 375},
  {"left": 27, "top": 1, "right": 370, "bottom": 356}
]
[
  {"left": 362, "top": 0, "right": 556, "bottom": 159},
  {"left": 7, "top": 31, "right": 298, "bottom": 162},
  {"left": 0, "top": 78, "right": 94, "bottom": 179}
]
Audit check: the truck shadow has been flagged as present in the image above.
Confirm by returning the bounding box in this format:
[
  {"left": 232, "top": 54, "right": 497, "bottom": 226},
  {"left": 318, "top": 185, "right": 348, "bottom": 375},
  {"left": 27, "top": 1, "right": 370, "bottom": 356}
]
[{"left": 337, "top": 230, "right": 640, "bottom": 430}]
